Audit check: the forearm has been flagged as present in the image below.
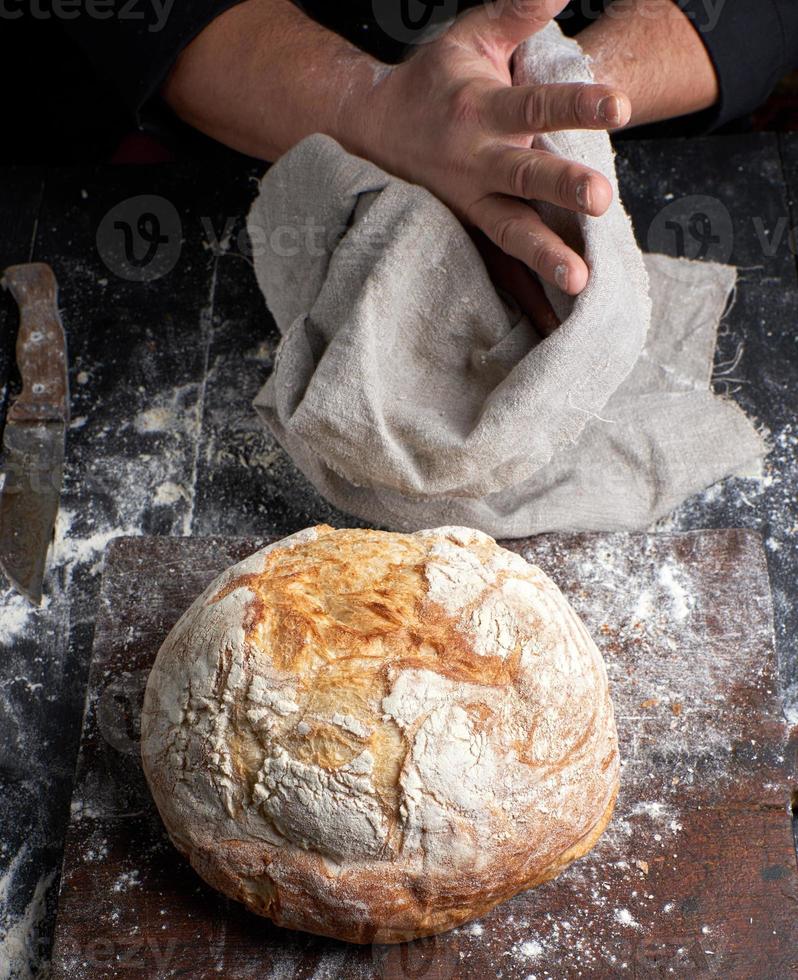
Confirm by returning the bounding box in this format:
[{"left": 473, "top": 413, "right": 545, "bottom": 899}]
[
  {"left": 577, "top": 0, "right": 719, "bottom": 127},
  {"left": 161, "top": 0, "right": 633, "bottom": 301},
  {"left": 162, "top": 0, "right": 382, "bottom": 161}
]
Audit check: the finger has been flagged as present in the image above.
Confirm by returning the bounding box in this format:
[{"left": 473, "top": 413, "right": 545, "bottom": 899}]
[
  {"left": 491, "top": 145, "right": 613, "bottom": 216},
  {"left": 497, "top": 259, "right": 562, "bottom": 335},
  {"left": 485, "top": 82, "right": 631, "bottom": 133},
  {"left": 454, "top": 0, "right": 569, "bottom": 52},
  {"left": 469, "top": 194, "right": 589, "bottom": 295},
  {"left": 473, "top": 230, "right": 560, "bottom": 335}
]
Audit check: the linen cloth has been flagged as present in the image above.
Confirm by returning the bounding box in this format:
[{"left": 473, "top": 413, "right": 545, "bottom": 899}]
[{"left": 247, "top": 23, "right": 766, "bottom": 536}]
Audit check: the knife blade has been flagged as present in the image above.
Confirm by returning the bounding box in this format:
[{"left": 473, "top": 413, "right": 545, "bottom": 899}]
[{"left": 0, "top": 263, "right": 69, "bottom": 605}]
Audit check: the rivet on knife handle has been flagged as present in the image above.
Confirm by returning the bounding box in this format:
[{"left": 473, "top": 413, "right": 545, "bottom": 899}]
[{"left": 2, "top": 263, "right": 69, "bottom": 424}]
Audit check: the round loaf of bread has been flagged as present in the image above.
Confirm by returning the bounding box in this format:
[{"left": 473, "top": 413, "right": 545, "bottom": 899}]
[{"left": 141, "top": 525, "right": 619, "bottom": 943}]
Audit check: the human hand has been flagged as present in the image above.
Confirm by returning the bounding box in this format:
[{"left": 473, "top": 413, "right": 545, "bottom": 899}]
[
  {"left": 345, "top": 0, "right": 630, "bottom": 296},
  {"left": 472, "top": 231, "right": 560, "bottom": 335}
]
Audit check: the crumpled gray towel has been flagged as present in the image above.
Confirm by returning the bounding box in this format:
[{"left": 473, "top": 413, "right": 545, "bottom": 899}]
[{"left": 247, "top": 23, "right": 766, "bottom": 537}]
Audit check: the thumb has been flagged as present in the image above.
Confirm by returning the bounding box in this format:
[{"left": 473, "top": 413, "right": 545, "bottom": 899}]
[{"left": 453, "top": 0, "right": 570, "bottom": 51}]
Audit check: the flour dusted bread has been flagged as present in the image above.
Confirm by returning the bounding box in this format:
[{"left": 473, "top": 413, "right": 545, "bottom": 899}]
[{"left": 141, "top": 525, "right": 619, "bottom": 943}]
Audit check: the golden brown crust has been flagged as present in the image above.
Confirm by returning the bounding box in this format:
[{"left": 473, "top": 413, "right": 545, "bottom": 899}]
[{"left": 141, "top": 525, "right": 619, "bottom": 943}]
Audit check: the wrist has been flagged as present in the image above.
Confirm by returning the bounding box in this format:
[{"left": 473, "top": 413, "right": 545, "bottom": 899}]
[
  {"left": 328, "top": 56, "right": 393, "bottom": 161},
  {"left": 163, "top": 0, "right": 392, "bottom": 162}
]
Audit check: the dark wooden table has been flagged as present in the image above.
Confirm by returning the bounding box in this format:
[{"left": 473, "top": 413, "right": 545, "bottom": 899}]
[
  {"left": 50, "top": 529, "right": 798, "bottom": 978},
  {"left": 1, "top": 133, "right": 797, "bottom": 976}
]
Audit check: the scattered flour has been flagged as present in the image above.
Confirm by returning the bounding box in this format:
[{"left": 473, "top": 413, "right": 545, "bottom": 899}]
[
  {"left": 134, "top": 406, "right": 176, "bottom": 434},
  {"left": 154, "top": 481, "right": 188, "bottom": 507},
  {"left": 627, "top": 801, "right": 677, "bottom": 824},
  {"left": 0, "top": 862, "right": 55, "bottom": 980},
  {"left": 613, "top": 908, "right": 642, "bottom": 930},
  {"left": 112, "top": 870, "right": 141, "bottom": 893},
  {"left": 632, "top": 588, "right": 654, "bottom": 621},
  {"left": 657, "top": 562, "right": 693, "bottom": 621},
  {"left": 499, "top": 527, "right": 788, "bottom": 975},
  {"left": 0, "top": 596, "right": 40, "bottom": 646},
  {"left": 0, "top": 852, "right": 25, "bottom": 909},
  {"left": 1, "top": 296, "right": 792, "bottom": 979},
  {"left": 51, "top": 509, "right": 140, "bottom": 583},
  {"left": 132, "top": 385, "right": 200, "bottom": 438},
  {"left": 517, "top": 939, "right": 544, "bottom": 959},
  {"left": 1, "top": 374, "right": 208, "bottom": 975},
  {"left": 783, "top": 679, "right": 798, "bottom": 728},
  {"left": 660, "top": 418, "right": 798, "bottom": 712}
]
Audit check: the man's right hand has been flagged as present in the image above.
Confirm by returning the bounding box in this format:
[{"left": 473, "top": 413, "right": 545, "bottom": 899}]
[
  {"left": 345, "top": 0, "right": 631, "bottom": 295},
  {"left": 165, "top": 0, "right": 630, "bottom": 297}
]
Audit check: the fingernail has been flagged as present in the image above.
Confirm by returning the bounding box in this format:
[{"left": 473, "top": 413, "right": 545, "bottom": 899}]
[
  {"left": 554, "top": 264, "right": 569, "bottom": 292},
  {"left": 576, "top": 180, "right": 591, "bottom": 211},
  {"left": 598, "top": 95, "right": 622, "bottom": 126}
]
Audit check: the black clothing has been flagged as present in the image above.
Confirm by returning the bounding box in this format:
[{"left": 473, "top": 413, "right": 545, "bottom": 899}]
[{"left": 3, "top": 1, "right": 797, "bottom": 162}]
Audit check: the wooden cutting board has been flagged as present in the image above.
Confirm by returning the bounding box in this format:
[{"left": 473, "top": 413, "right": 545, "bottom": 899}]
[{"left": 51, "top": 530, "right": 798, "bottom": 979}]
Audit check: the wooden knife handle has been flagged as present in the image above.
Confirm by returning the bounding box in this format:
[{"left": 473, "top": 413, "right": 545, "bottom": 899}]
[{"left": 2, "top": 263, "right": 69, "bottom": 423}]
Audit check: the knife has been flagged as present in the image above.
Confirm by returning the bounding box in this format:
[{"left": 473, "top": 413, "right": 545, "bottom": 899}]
[{"left": 0, "top": 263, "right": 69, "bottom": 605}]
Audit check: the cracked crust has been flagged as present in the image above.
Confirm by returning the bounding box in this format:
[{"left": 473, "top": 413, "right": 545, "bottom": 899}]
[{"left": 141, "top": 525, "right": 619, "bottom": 943}]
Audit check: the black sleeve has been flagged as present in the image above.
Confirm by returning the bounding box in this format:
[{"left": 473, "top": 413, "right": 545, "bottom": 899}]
[
  {"left": 59, "top": 1, "right": 248, "bottom": 119},
  {"left": 59, "top": 0, "right": 798, "bottom": 128},
  {"left": 677, "top": 0, "right": 798, "bottom": 130}
]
